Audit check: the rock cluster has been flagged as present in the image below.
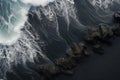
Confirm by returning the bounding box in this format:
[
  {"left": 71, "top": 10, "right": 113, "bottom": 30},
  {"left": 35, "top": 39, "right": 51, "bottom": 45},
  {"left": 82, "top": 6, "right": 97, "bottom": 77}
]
[{"left": 37, "top": 11, "right": 120, "bottom": 78}]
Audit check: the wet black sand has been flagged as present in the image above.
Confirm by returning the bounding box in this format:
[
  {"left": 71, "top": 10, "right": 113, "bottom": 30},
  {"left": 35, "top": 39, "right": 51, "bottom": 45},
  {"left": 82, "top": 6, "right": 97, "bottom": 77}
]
[{"left": 55, "top": 37, "right": 120, "bottom": 80}]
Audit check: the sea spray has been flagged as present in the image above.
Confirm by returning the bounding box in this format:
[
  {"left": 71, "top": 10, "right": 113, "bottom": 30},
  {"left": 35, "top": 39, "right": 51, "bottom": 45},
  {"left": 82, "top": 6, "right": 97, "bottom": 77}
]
[
  {"left": 0, "top": 0, "right": 79, "bottom": 79},
  {"left": 0, "top": 0, "right": 55, "bottom": 79}
]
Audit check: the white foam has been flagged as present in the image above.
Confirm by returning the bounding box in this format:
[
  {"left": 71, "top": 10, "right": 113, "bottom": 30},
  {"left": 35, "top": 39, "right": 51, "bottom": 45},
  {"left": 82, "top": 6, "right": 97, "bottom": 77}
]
[
  {"left": 0, "top": 32, "right": 20, "bottom": 45},
  {"left": 0, "top": 0, "right": 55, "bottom": 45},
  {"left": 20, "top": 0, "right": 54, "bottom": 6},
  {"left": 89, "top": 0, "right": 114, "bottom": 9},
  {"left": 0, "top": 7, "right": 29, "bottom": 45}
]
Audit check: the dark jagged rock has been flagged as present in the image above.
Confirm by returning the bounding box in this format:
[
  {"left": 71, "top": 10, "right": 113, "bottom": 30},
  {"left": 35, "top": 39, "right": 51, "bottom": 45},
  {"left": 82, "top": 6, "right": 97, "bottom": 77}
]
[
  {"left": 66, "top": 42, "right": 90, "bottom": 58},
  {"left": 114, "top": 11, "right": 120, "bottom": 23},
  {"left": 37, "top": 63, "right": 73, "bottom": 78},
  {"left": 112, "top": 24, "right": 120, "bottom": 36},
  {"left": 84, "top": 23, "right": 114, "bottom": 54},
  {"left": 98, "top": 23, "right": 113, "bottom": 39},
  {"left": 97, "top": 23, "right": 113, "bottom": 45},
  {"left": 84, "top": 24, "right": 113, "bottom": 46},
  {"left": 37, "top": 64, "right": 60, "bottom": 74},
  {"left": 55, "top": 57, "right": 76, "bottom": 70},
  {"left": 36, "top": 15, "right": 120, "bottom": 78},
  {"left": 113, "top": 11, "right": 120, "bottom": 36},
  {"left": 84, "top": 27, "right": 101, "bottom": 45}
]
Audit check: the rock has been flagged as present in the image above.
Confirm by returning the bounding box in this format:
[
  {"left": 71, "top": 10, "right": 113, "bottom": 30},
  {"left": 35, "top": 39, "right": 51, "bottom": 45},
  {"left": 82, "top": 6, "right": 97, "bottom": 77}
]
[
  {"left": 98, "top": 23, "right": 113, "bottom": 39},
  {"left": 97, "top": 24, "right": 113, "bottom": 45},
  {"left": 84, "top": 24, "right": 113, "bottom": 46},
  {"left": 112, "top": 25, "right": 120, "bottom": 36},
  {"left": 38, "top": 64, "right": 60, "bottom": 74},
  {"left": 66, "top": 42, "right": 89, "bottom": 57},
  {"left": 84, "top": 27, "right": 101, "bottom": 46},
  {"left": 37, "top": 63, "right": 74, "bottom": 78},
  {"left": 84, "top": 27, "right": 100, "bottom": 42},
  {"left": 55, "top": 57, "right": 76, "bottom": 69},
  {"left": 114, "top": 11, "right": 120, "bottom": 23}
]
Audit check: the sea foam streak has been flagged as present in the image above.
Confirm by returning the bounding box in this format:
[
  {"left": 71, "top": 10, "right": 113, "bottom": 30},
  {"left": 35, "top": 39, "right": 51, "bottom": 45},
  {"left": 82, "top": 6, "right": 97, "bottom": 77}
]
[
  {"left": 0, "top": 0, "right": 55, "bottom": 45},
  {"left": 89, "top": 0, "right": 120, "bottom": 9},
  {"left": 1, "top": 0, "right": 119, "bottom": 80},
  {"left": 0, "top": 0, "right": 54, "bottom": 79},
  {"left": 0, "top": 0, "right": 77, "bottom": 79},
  {"left": 21, "top": 0, "right": 54, "bottom": 6}
]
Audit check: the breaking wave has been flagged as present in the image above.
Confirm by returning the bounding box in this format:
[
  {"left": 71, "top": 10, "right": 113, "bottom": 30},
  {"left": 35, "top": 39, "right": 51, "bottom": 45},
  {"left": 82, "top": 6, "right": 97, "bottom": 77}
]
[
  {"left": 0, "top": 0, "right": 77, "bottom": 79},
  {"left": 0, "top": 0, "right": 120, "bottom": 80}
]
